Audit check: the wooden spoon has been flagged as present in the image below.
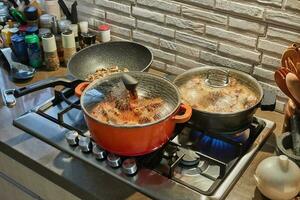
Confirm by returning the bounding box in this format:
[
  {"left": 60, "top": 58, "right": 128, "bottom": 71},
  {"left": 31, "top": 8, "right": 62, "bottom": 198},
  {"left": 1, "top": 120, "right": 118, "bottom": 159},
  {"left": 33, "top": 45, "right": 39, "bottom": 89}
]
[
  {"left": 287, "top": 57, "right": 298, "bottom": 75},
  {"left": 281, "top": 47, "right": 300, "bottom": 69},
  {"left": 286, "top": 73, "right": 300, "bottom": 104}
]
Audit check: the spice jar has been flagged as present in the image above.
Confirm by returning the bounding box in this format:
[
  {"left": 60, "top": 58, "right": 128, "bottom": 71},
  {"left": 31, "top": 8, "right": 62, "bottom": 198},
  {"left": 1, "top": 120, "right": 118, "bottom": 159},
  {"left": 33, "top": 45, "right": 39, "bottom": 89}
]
[
  {"left": 24, "top": 6, "right": 38, "bottom": 26},
  {"left": 98, "top": 25, "right": 111, "bottom": 43},
  {"left": 70, "top": 24, "right": 80, "bottom": 50},
  {"left": 11, "top": 34, "right": 28, "bottom": 64},
  {"left": 62, "top": 30, "right": 76, "bottom": 65},
  {"left": 39, "top": 14, "right": 54, "bottom": 29},
  {"left": 42, "top": 33, "right": 60, "bottom": 71},
  {"left": 26, "top": 25, "right": 39, "bottom": 35},
  {"left": 1, "top": 28, "right": 12, "bottom": 47},
  {"left": 25, "top": 34, "right": 42, "bottom": 68}
]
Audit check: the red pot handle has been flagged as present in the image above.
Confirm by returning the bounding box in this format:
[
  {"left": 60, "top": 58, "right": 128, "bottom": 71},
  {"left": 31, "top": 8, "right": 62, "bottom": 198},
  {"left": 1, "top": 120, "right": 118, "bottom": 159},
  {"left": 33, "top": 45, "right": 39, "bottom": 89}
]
[
  {"left": 172, "top": 103, "right": 192, "bottom": 123},
  {"left": 75, "top": 82, "right": 89, "bottom": 97}
]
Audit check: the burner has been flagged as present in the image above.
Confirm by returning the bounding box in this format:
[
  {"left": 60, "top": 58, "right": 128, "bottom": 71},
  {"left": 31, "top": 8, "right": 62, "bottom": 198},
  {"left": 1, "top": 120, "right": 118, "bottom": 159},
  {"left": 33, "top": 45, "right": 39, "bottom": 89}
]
[{"left": 177, "top": 148, "right": 200, "bottom": 167}]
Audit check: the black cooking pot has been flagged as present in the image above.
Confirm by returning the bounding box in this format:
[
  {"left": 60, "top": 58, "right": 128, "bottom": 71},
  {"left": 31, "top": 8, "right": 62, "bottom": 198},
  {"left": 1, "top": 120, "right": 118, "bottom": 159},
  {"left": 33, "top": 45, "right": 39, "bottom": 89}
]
[{"left": 174, "top": 66, "right": 276, "bottom": 134}]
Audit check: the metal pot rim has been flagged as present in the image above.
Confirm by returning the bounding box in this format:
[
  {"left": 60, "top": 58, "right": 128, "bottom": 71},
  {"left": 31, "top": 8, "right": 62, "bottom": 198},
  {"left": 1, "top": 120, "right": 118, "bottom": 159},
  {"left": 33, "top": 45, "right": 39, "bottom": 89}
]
[
  {"left": 80, "top": 72, "right": 181, "bottom": 128},
  {"left": 174, "top": 66, "right": 264, "bottom": 116}
]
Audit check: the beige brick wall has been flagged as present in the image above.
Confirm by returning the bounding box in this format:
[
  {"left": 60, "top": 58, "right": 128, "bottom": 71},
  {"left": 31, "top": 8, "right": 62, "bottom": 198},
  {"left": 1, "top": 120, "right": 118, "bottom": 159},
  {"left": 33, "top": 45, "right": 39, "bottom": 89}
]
[{"left": 65, "top": 0, "right": 300, "bottom": 112}]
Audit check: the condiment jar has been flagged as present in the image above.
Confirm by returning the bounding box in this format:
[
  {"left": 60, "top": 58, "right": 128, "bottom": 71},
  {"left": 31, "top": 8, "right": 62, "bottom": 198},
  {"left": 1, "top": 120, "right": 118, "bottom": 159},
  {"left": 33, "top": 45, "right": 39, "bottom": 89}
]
[
  {"left": 25, "top": 34, "right": 42, "bottom": 68},
  {"left": 81, "top": 32, "right": 96, "bottom": 48},
  {"left": 62, "top": 30, "right": 76, "bottom": 65},
  {"left": 70, "top": 24, "right": 80, "bottom": 50},
  {"left": 254, "top": 155, "right": 300, "bottom": 200},
  {"left": 58, "top": 19, "right": 71, "bottom": 33},
  {"left": 39, "top": 14, "right": 54, "bottom": 29},
  {"left": 98, "top": 25, "right": 111, "bottom": 43},
  {"left": 42, "top": 33, "right": 60, "bottom": 71},
  {"left": 26, "top": 25, "right": 39, "bottom": 35},
  {"left": 79, "top": 21, "right": 88, "bottom": 33},
  {"left": 24, "top": 6, "right": 39, "bottom": 26},
  {"left": 1, "top": 28, "right": 12, "bottom": 47},
  {"left": 11, "top": 34, "right": 28, "bottom": 64}
]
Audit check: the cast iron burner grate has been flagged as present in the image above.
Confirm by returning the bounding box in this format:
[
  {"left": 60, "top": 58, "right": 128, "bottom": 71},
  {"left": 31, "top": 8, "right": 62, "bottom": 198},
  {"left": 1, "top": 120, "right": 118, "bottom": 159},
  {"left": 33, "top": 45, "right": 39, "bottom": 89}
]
[{"left": 13, "top": 87, "right": 273, "bottom": 200}]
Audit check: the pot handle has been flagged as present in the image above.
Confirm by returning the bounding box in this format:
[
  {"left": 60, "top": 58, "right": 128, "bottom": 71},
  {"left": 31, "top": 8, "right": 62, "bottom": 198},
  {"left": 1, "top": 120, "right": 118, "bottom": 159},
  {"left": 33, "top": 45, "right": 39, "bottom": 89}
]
[
  {"left": 75, "top": 82, "right": 89, "bottom": 97},
  {"left": 260, "top": 89, "right": 276, "bottom": 111},
  {"left": 172, "top": 103, "right": 192, "bottom": 123}
]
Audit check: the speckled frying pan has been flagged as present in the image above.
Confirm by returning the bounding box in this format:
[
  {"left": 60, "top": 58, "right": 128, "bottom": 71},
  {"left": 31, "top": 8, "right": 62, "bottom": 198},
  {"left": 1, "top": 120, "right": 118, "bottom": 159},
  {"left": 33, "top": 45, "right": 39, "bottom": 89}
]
[{"left": 12, "top": 41, "right": 153, "bottom": 98}]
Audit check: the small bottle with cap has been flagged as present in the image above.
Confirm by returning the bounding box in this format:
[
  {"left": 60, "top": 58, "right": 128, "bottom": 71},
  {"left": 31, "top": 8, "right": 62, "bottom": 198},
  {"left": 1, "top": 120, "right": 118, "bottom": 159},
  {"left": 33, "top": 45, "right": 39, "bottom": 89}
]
[
  {"left": 42, "top": 33, "right": 60, "bottom": 71},
  {"left": 98, "top": 25, "right": 111, "bottom": 43},
  {"left": 62, "top": 30, "right": 76, "bottom": 66},
  {"left": 24, "top": 6, "right": 39, "bottom": 26},
  {"left": 25, "top": 34, "right": 42, "bottom": 68}
]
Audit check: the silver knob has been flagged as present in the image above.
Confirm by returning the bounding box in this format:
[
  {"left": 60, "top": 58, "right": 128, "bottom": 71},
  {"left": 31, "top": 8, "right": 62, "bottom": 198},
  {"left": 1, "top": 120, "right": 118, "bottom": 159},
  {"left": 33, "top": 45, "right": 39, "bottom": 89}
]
[
  {"left": 107, "top": 154, "right": 121, "bottom": 168},
  {"left": 92, "top": 144, "right": 106, "bottom": 160},
  {"left": 65, "top": 130, "right": 79, "bottom": 146},
  {"left": 122, "top": 158, "right": 137, "bottom": 175},
  {"left": 78, "top": 136, "right": 92, "bottom": 152}
]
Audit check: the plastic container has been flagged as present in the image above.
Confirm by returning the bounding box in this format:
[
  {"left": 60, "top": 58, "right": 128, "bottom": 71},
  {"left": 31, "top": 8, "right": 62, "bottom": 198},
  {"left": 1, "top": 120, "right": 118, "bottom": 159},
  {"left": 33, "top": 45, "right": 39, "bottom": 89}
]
[
  {"left": 79, "top": 21, "right": 88, "bottom": 33},
  {"left": 11, "top": 34, "right": 28, "bottom": 64},
  {"left": 98, "top": 25, "right": 111, "bottom": 43},
  {"left": 42, "top": 33, "right": 60, "bottom": 71},
  {"left": 25, "top": 34, "right": 42, "bottom": 68}
]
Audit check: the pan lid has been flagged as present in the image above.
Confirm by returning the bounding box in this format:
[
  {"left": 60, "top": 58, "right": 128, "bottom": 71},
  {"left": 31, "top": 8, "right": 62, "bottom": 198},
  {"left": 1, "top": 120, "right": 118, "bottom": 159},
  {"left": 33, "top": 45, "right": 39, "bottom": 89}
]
[{"left": 80, "top": 72, "right": 181, "bottom": 127}]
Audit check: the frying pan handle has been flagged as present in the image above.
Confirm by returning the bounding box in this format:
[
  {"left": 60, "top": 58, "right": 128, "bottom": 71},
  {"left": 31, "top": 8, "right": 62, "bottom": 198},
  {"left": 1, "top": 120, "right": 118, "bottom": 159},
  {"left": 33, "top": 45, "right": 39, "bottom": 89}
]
[
  {"left": 13, "top": 75, "right": 81, "bottom": 98},
  {"left": 75, "top": 82, "right": 89, "bottom": 97},
  {"left": 172, "top": 103, "right": 192, "bottom": 123}
]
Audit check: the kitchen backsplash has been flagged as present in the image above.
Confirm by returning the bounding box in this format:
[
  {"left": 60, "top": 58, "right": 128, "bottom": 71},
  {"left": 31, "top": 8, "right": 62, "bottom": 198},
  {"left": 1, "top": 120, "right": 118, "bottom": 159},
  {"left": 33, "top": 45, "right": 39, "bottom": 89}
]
[{"left": 65, "top": 0, "right": 300, "bottom": 112}]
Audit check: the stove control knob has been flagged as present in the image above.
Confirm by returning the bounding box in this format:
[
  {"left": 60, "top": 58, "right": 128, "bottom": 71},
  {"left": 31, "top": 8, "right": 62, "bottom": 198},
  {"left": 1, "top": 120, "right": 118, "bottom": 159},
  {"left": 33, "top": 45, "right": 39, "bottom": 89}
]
[
  {"left": 122, "top": 158, "right": 137, "bottom": 175},
  {"left": 78, "top": 136, "right": 92, "bottom": 153},
  {"left": 65, "top": 130, "right": 79, "bottom": 146},
  {"left": 92, "top": 144, "right": 106, "bottom": 160},
  {"left": 107, "top": 154, "right": 121, "bottom": 168}
]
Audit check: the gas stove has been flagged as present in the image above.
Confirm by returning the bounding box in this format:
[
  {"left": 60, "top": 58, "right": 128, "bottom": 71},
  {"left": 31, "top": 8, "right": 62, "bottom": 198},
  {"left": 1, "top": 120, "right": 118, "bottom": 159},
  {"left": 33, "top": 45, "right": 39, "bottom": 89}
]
[{"left": 11, "top": 87, "right": 275, "bottom": 200}]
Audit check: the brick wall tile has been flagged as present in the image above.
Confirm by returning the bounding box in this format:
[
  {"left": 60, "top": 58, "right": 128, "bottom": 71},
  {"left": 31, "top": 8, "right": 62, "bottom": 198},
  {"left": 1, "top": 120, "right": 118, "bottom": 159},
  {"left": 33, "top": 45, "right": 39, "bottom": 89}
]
[
  {"left": 261, "top": 54, "right": 281, "bottom": 69},
  {"left": 137, "top": 0, "right": 180, "bottom": 14},
  {"left": 285, "top": 0, "right": 300, "bottom": 11},
  {"left": 132, "top": 31, "right": 160, "bottom": 45},
  {"left": 151, "top": 60, "right": 166, "bottom": 71},
  {"left": 137, "top": 21, "right": 175, "bottom": 38},
  {"left": 110, "top": 24, "right": 131, "bottom": 37},
  {"left": 253, "top": 66, "right": 274, "bottom": 81},
  {"left": 178, "top": 0, "right": 215, "bottom": 8},
  {"left": 95, "top": 0, "right": 131, "bottom": 14},
  {"left": 165, "top": 64, "right": 186, "bottom": 75},
  {"left": 160, "top": 39, "right": 200, "bottom": 58},
  {"left": 176, "top": 56, "right": 205, "bottom": 68},
  {"left": 219, "top": 43, "right": 261, "bottom": 62},
  {"left": 106, "top": 12, "right": 135, "bottom": 27},
  {"left": 215, "top": 0, "right": 264, "bottom": 18},
  {"left": 182, "top": 7, "right": 227, "bottom": 25},
  {"left": 77, "top": 4, "right": 105, "bottom": 19},
  {"left": 206, "top": 26, "right": 257, "bottom": 47},
  {"left": 132, "top": 7, "right": 164, "bottom": 23},
  {"left": 267, "top": 26, "right": 300, "bottom": 43},
  {"left": 200, "top": 51, "right": 253, "bottom": 73},
  {"left": 265, "top": 9, "right": 300, "bottom": 29},
  {"left": 176, "top": 32, "right": 217, "bottom": 50},
  {"left": 148, "top": 47, "right": 176, "bottom": 62},
  {"left": 257, "top": 39, "right": 287, "bottom": 55},
  {"left": 166, "top": 16, "right": 204, "bottom": 34},
  {"left": 228, "top": 17, "right": 265, "bottom": 34}
]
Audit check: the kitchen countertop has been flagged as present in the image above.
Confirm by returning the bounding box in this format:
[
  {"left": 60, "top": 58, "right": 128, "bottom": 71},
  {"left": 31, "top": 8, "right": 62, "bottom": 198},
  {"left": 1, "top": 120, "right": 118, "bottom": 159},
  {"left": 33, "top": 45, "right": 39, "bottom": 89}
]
[{"left": 0, "top": 66, "right": 285, "bottom": 200}]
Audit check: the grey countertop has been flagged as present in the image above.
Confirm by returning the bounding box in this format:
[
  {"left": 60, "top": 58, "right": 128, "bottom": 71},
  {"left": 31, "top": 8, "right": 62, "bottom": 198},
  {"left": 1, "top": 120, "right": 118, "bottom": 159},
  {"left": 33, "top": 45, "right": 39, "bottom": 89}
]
[{"left": 0, "top": 66, "right": 141, "bottom": 200}]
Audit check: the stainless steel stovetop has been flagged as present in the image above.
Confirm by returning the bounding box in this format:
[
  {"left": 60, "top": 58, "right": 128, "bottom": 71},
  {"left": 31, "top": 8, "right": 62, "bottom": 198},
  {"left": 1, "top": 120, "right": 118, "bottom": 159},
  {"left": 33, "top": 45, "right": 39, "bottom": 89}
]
[{"left": 10, "top": 88, "right": 275, "bottom": 200}]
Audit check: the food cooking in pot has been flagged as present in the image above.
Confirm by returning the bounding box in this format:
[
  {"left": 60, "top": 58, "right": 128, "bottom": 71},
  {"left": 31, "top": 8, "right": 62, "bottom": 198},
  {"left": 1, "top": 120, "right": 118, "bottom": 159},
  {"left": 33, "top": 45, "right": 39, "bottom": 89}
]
[
  {"left": 90, "top": 91, "right": 164, "bottom": 125},
  {"left": 178, "top": 76, "right": 258, "bottom": 113},
  {"left": 86, "top": 66, "right": 129, "bottom": 81}
]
